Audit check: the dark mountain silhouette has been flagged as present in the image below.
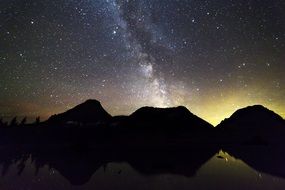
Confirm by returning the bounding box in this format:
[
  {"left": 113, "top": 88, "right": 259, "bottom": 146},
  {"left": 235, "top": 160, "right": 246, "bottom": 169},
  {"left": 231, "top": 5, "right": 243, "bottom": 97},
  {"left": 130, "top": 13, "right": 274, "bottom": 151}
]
[
  {"left": 128, "top": 106, "right": 213, "bottom": 129},
  {"left": 109, "top": 115, "right": 129, "bottom": 126},
  {"left": 217, "top": 105, "right": 285, "bottom": 144},
  {"left": 46, "top": 99, "right": 112, "bottom": 125},
  {"left": 115, "top": 106, "right": 215, "bottom": 142},
  {"left": 1, "top": 101, "right": 285, "bottom": 147},
  {"left": 2, "top": 101, "right": 285, "bottom": 185}
]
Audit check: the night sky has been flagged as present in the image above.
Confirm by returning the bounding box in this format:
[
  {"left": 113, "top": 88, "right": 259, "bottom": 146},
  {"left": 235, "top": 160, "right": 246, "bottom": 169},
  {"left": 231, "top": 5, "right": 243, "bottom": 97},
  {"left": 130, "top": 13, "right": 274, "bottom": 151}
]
[{"left": 0, "top": 0, "right": 284, "bottom": 125}]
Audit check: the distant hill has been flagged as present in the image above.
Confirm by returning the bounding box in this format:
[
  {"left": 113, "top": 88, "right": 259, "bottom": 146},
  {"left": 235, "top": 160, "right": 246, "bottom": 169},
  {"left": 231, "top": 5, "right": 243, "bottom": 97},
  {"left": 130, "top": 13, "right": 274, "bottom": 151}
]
[
  {"left": 41, "top": 102, "right": 285, "bottom": 145},
  {"left": 47, "top": 99, "right": 112, "bottom": 125},
  {"left": 217, "top": 105, "right": 285, "bottom": 144},
  {"left": 127, "top": 106, "right": 213, "bottom": 132}
]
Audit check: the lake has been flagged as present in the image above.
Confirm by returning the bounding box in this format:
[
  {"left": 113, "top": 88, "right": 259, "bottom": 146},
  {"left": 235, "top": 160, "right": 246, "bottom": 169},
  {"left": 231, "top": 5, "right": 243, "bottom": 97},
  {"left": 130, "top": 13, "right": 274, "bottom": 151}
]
[{"left": 0, "top": 147, "right": 284, "bottom": 190}]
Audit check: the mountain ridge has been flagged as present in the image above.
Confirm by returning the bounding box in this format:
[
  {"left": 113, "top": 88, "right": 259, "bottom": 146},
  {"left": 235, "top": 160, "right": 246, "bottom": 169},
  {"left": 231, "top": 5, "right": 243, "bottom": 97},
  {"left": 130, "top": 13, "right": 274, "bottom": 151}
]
[
  {"left": 46, "top": 99, "right": 112, "bottom": 125},
  {"left": 45, "top": 99, "right": 285, "bottom": 129},
  {"left": 216, "top": 104, "right": 285, "bottom": 144}
]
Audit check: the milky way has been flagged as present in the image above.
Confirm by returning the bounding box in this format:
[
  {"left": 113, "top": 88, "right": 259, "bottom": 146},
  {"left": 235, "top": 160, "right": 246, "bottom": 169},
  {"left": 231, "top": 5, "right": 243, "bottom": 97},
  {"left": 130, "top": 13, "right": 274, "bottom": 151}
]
[
  {"left": 0, "top": 0, "right": 285, "bottom": 125},
  {"left": 108, "top": 0, "right": 172, "bottom": 107}
]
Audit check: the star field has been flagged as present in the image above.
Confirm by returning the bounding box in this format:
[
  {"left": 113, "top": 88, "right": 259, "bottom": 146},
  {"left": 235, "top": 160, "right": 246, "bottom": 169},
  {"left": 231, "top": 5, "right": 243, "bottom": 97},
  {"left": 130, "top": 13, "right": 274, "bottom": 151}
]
[{"left": 0, "top": 0, "right": 284, "bottom": 125}]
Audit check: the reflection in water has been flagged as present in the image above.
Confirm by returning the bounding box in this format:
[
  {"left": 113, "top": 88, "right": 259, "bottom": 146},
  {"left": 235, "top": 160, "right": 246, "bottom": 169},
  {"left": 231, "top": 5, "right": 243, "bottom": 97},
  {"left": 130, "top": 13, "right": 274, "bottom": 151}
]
[
  {"left": 0, "top": 146, "right": 218, "bottom": 185},
  {"left": 0, "top": 147, "right": 285, "bottom": 190},
  {"left": 224, "top": 146, "right": 285, "bottom": 179}
]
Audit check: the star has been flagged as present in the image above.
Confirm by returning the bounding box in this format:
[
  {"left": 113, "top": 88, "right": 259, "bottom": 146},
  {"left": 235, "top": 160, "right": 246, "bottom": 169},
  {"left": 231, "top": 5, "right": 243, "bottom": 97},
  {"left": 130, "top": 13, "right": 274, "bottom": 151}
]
[{"left": 0, "top": 0, "right": 284, "bottom": 126}]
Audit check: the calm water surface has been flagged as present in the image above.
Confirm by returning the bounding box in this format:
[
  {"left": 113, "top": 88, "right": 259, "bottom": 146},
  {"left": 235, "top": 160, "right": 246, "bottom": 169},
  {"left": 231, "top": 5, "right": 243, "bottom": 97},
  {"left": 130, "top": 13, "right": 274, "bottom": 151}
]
[{"left": 0, "top": 149, "right": 284, "bottom": 190}]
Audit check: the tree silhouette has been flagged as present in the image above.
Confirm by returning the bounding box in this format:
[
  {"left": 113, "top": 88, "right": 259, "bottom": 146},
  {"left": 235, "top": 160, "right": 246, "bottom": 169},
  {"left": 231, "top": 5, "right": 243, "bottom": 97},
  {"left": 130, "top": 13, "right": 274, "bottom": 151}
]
[
  {"left": 9, "top": 117, "right": 18, "bottom": 127},
  {"left": 0, "top": 117, "right": 3, "bottom": 128},
  {"left": 35, "top": 117, "right": 40, "bottom": 125},
  {"left": 20, "top": 117, "right": 27, "bottom": 126},
  {"left": 0, "top": 117, "right": 8, "bottom": 128}
]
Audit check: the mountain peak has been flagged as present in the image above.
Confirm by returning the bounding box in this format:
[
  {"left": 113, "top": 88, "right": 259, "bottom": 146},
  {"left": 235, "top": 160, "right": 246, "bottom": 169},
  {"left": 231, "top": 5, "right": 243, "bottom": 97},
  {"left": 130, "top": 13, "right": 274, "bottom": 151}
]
[
  {"left": 235, "top": 104, "right": 270, "bottom": 112},
  {"left": 83, "top": 99, "right": 101, "bottom": 105},
  {"left": 133, "top": 106, "right": 191, "bottom": 114},
  {"left": 47, "top": 99, "right": 112, "bottom": 125},
  {"left": 217, "top": 105, "right": 284, "bottom": 128},
  {"left": 229, "top": 105, "right": 283, "bottom": 120},
  {"left": 129, "top": 106, "right": 213, "bottom": 129},
  {"left": 216, "top": 105, "right": 285, "bottom": 144}
]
